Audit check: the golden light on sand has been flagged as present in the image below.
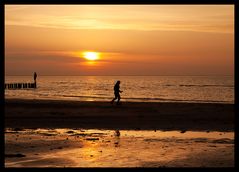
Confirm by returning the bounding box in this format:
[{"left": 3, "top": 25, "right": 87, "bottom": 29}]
[{"left": 83, "top": 52, "right": 99, "bottom": 61}]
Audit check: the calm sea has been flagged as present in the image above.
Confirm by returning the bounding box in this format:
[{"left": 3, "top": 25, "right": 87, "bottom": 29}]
[{"left": 5, "top": 76, "right": 234, "bottom": 104}]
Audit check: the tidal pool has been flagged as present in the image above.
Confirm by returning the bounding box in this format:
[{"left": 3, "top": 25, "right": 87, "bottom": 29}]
[{"left": 5, "top": 128, "right": 234, "bottom": 167}]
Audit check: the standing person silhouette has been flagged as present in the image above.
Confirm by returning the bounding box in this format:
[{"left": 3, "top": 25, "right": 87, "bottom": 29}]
[
  {"left": 33, "top": 72, "right": 37, "bottom": 88},
  {"left": 111, "top": 80, "right": 123, "bottom": 105},
  {"left": 34, "top": 72, "right": 37, "bottom": 83}
]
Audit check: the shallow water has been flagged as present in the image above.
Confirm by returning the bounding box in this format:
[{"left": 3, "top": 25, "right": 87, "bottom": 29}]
[
  {"left": 5, "top": 75, "right": 234, "bottom": 103},
  {"left": 5, "top": 128, "right": 234, "bottom": 167}
]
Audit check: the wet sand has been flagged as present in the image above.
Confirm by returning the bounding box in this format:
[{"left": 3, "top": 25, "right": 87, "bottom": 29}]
[
  {"left": 5, "top": 128, "right": 234, "bottom": 167},
  {"left": 5, "top": 99, "right": 234, "bottom": 167},
  {"left": 5, "top": 98, "right": 234, "bottom": 131}
]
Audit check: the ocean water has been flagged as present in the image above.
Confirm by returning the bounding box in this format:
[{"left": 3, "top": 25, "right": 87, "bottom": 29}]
[{"left": 4, "top": 76, "right": 234, "bottom": 103}]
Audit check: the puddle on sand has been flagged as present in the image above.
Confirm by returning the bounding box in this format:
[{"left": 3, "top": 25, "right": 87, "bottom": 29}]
[{"left": 5, "top": 128, "right": 234, "bottom": 167}]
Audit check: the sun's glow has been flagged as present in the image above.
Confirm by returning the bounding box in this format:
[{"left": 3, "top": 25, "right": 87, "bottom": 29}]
[{"left": 83, "top": 52, "right": 99, "bottom": 61}]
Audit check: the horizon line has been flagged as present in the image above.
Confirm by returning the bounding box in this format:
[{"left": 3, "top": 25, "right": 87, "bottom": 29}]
[{"left": 4, "top": 74, "right": 234, "bottom": 77}]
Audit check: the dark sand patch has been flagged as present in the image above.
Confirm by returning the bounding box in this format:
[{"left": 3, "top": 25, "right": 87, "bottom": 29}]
[{"left": 5, "top": 99, "right": 234, "bottom": 131}]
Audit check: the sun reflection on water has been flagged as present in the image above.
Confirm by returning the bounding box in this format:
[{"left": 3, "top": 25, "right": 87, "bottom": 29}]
[{"left": 5, "top": 128, "right": 234, "bottom": 167}]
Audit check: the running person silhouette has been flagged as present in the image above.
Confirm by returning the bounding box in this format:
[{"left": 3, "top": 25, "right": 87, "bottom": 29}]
[{"left": 111, "top": 81, "right": 123, "bottom": 105}]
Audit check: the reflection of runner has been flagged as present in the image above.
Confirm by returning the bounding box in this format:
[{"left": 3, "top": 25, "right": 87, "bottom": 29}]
[
  {"left": 111, "top": 81, "right": 123, "bottom": 105},
  {"left": 114, "top": 130, "right": 120, "bottom": 147},
  {"left": 115, "top": 130, "right": 120, "bottom": 136}
]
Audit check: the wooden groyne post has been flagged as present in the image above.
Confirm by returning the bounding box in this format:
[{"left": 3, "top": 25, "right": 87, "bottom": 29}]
[{"left": 5, "top": 82, "right": 37, "bottom": 89}]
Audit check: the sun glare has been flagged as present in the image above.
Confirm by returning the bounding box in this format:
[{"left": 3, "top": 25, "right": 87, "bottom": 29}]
[{"left": 83, "top": 52, "right": 99, "bottom": 61}]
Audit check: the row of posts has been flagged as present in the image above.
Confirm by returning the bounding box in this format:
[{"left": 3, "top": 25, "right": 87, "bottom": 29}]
[
  {"left": 5, "top": 83, "right": 37, "bottom": 89},
  {"left": 5, "top": 72, "right": 38, "bottom": 90}
]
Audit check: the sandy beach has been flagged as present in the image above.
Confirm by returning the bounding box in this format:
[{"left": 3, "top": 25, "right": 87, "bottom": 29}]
[
  {"left": 5, "top": 128, "right": 234, "bottom": 167},
  {"left": 5, "top": 98, "right": 235, "bottom": 167},
  {"left": 5, "top": 98, "right": 234, "bottom": 131}
]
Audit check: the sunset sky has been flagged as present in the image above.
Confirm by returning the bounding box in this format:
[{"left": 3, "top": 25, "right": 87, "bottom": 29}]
[{"left": 5, "top": 5, "right": 234, "bottom": 76}]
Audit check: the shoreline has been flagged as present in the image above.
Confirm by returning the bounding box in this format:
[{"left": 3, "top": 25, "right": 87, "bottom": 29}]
[
  {"left": 4, "top": 96, "right": 234, "bottom": 104},
  {"left": 5, "top": 98, "right": 234, "bottom": 131}
]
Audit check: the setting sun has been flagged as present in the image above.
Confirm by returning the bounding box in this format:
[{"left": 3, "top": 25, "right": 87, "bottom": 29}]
[
  {"left": 83, "top": 52, "right": 99, "bottom": 61},
  {"left": 4, "top": 5, "right": 235, "bottom": 168}
]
